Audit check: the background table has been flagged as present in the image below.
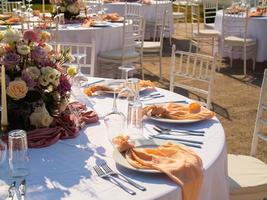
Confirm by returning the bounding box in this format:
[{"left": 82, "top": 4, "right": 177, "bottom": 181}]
[
  {"left": 47, "top": 23, "right": 125, "bottom": 76},
  {"left": 0, "top": 84, "right": 229, "bottom": 200},
  {"left": 214, "top": 10, "right": 267, "bottom": 62},
  {"left": 88, "top": 1, "right": 174, "bottom": 39}
]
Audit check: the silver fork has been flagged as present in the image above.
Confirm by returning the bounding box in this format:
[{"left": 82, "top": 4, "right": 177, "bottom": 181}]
[
  {"left": 100, "top": 163, "right": 146, "bottom": 191},
  {"left": 154, "top": 126, "right": 205, "bottom": 136},
  {"left": 155, "top": 125, "right": 205, "bottom": 134},
  {"left": 93, "top": 165, "right": 136, "bottom": 195}
]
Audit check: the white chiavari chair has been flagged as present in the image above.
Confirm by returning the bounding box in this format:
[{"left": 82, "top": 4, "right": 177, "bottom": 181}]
[
  {"left": 251, "top": 69, "right": 267, "bottom": 156},
  {"left": 136, "top": 10, "right": 167, "bottom": 79},
  {"left": 203, "top": 0, "right": 219, "bottom": 29},
  {"left": 98, "top": 15, "right": 145, "bottom": 78},
  {"left": 228, "top": 69, "right": 267, "bottom": 200},
  {"left": 124, "top": 2, "right": 141, "bottom": 16},
  {"left": 170, "top": 45, "right": 216, "bottom": 109},
  {"left": 1, "top": 1, "right": 24, "bottom": 14},
  {"left": 50, "top": 42, "right": 96, "bottom": 76},
  {"left": 221, "top": 8, "right": 257, "bottom": 75},
  {"left": 172, "top": 0, "right": 189, "bottom": 37},
  {"left": 146, "top": 0, "right": 172, "bottom": 43},
  {"left": 190, "top": 3, "right": 220, "bottom": 57}
]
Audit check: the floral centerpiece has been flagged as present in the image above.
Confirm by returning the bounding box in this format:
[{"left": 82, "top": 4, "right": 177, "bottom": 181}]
[
  {"left": 50, "top": 0, "right": 85, "bottom": 20},
  {"left": 0, "top": 28, "right": 74, "bottom": 131}
]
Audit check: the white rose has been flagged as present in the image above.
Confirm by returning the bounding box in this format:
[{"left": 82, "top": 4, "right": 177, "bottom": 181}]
[
  {"left": 25, "top": 67, "right": 40, "bottom": 80},
  {"left": 17, "top": 45, "right": 30, "bottom": 55},
  {"left": 41, "top": 67, "right": 61, "bottom": 85},
  {"left": 29, "top": 105, "right": 53, "bottom": 128},
  {"left": 3, "top": 28, "right": 21, "bottom": 44}
]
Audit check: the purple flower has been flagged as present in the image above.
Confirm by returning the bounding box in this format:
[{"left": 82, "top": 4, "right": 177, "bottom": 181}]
[
  {"left": 1, "top": 52, "right": 20, "bottom": 68},
  {"left": 21, "top": 71, "right": 37, "bottom": 88},
  {"left": 31, "top": 46, "right": 47, "bottom": 63},
  {"left": 57, "top": 75, "right": 71, "bottom": 95}
]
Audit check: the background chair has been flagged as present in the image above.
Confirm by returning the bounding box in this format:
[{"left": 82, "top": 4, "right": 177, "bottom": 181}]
[
  {"left": 228, "top": 69, "right": 267, "bottom": 200},
  {"left": 137, "top": 10, "right": 167, "bottom": 80},
  {"left": 1, "top": 1, "right": 24, "bottom": 14},
  {"left": 203, "top": 0, "right": 218, "bottom": 29},
  {"left": 172, "top": 0, "right": 189, "bottom": 37},
  {"left": 190, "top": 3, "right": 220, "bottom": 57},
  {"left": 98, "top": 15, "right": 145, "bottom": 78},
  {"left": 170, "top": 45, "right": 216, "bottom": 109},
  {"left": 51, "top": 42, "right": 96, "bottom": 77},
  {"left": 221, "top": 8, "right": 257, "bottom": 75}
]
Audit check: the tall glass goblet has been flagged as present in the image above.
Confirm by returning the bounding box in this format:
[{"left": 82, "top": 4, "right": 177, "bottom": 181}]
[
  {"left": 117, "top": 64, "right": 135, "bottom": 99},
  {"left": 72, "top": 53, "right": 88, "bottom": 87},
  {"left": 104, "top": 84, "right": 126, "bottom": 144}
]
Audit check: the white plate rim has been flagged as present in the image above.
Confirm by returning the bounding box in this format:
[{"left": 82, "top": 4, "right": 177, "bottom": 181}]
[
  {"left": 112, "top": 140, "right": 162, "bottom": 173},
  {"left": 149, "top": 116, "right": 204, "bottom": 123}
]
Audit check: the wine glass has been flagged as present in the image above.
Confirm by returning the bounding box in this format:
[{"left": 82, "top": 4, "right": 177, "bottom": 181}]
[
  {"left": 104, "top": 84, "right": 126, "bottom": 144},
  {"left": 72, "top": 53, "right": 88, "bottom": 87},
  {"left": 117, "top": 64, "right": 135, "bottom": 99}
]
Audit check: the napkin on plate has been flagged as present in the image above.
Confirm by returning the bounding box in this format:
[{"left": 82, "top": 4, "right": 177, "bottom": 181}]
[{"left": 114, "top": 136, "right": 203, "bottom": 200}]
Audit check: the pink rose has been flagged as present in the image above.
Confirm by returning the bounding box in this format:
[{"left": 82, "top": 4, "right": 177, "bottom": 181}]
[{"left": 23, "top": 30, "right": 40, "bottom": 42}]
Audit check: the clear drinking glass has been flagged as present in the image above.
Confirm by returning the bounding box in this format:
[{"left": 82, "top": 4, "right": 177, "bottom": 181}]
[
  {"left": 8, "top": 130, "right": 29, "bottom": 178},
  {"left": 126, "top": 79, "right": 143, "bottom": 140}
]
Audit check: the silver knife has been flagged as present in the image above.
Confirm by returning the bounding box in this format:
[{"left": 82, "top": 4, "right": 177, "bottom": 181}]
[
  {"left": 19, "top": 179, "right": 26, "bottom": 200},
  {"left": 8, "top": 181, "right": 16, "bottom": 200}
]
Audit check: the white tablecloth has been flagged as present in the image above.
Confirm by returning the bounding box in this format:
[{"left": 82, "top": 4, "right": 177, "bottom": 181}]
[
  {"left": 48, "top": 23, "right": 124, "bottom": 75},
  {"left": 0, "top": 82, "right": 229, "bottom": 200},
  {"left": 88, "top": 1, "right": 174, "bottom": 38},
  {"left": 214, "top": 10, "right": 267, "bottom": 62}
]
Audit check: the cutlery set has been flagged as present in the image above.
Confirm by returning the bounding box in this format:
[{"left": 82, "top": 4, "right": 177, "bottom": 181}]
[
  {"left": 8, "top": 179, "right": 26, "bottom": 200},
  {"left": 148, "top": 125, "right": 205, "bottom": 149},
  {"left": 94, "top": 163, "right": 146, "bottom": 195}
]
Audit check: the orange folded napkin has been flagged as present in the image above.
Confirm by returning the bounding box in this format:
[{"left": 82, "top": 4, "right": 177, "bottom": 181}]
[
  {"left": 143, "top": 102, "right": 215, "bottom": 121},
  {"left": 113, "top": 136, "right": 203, "bottom": 200}
]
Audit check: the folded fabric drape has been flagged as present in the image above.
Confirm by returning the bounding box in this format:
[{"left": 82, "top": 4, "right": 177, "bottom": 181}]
[
  {"left": 3, "top": 102, "right": 99, "bottom": 148},
  {"left": 114, "top": 136, "right": 203, "bottom": 200}
]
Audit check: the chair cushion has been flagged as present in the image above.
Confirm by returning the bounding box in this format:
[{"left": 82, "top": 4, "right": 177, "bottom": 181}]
[
  {"left": 198, "top": 29, "right": 220, "bottom": 37},
  {"left": 143, "top": 41, "right": 161, "bottom": 49},
  {"left": 173, "top": 12, "right": 185, "bottom": 19},
  {"left": 98, "top": 49, "right": 140, "bottom": 60},
  {"left": 205, "top": 23, "right": 215, "bottom": 29},
  {"left": 224, "top": 36, "right": 256, "bottom": 46},
  {"left": 228, "top": 154, "right": 267, "bottom": 196}
]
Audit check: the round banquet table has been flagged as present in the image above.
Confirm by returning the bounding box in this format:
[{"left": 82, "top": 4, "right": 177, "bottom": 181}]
[
  {"left": 214, "top": 10, "right": 267, "bottom": 62},
  {"left": 0, "top": 79, "right": 229, "bottom": 200},
  {"left": 88, "top": 1, "right": 174, "bottom": 38},
  {"left": 48, "top": 23, "right": 124, "bottom": 76}
]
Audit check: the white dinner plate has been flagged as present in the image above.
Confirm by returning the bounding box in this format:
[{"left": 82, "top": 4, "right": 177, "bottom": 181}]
[
  {"left": 146, "top": 102, "right": 207, "bottom": 124},
  {"left": 92, "top": 21, "right": 111, "bottom": 27},
  {"left": 113, "top": 139, "right": 162, "bottom": 173},
  {"left": 149, "top": 116, "right": 204, "bottom": 124}
]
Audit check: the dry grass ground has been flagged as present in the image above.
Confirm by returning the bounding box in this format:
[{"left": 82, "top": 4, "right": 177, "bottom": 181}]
[{"left": 100, "top": 24, "right": 267, "bottom": 163}]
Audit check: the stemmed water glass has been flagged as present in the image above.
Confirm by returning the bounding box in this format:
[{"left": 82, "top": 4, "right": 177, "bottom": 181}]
[
  {"left": 104, "top": 83, "right": 126, "bottom": 144},
  {"left": 72, "top": 53, "right": 88, "bottom": 87},
  {"left": 117, "top": 64, "right": 136, "bottom": 99}
]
